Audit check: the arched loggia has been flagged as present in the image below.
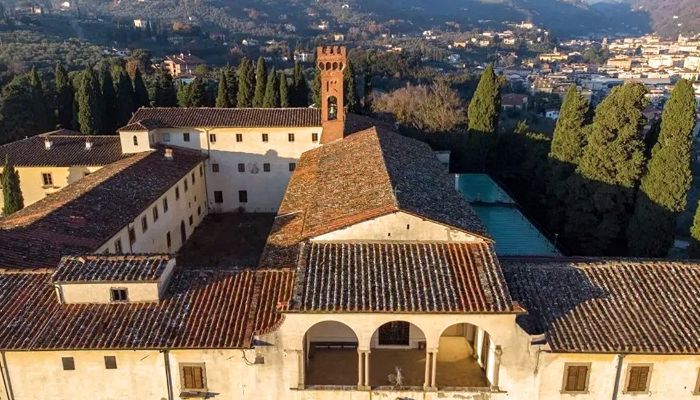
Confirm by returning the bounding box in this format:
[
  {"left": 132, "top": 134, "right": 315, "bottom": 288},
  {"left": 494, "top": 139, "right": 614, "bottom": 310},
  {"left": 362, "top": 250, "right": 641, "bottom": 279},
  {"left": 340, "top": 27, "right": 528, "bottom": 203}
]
[{"left": 303, "top": 321, "right": 359, "bottom": 386}]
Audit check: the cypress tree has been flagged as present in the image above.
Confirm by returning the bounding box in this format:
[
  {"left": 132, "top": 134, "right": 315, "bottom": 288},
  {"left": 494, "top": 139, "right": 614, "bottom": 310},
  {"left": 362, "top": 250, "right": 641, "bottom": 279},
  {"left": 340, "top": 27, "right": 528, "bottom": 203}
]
[
  {"left": 311, "top": 68, "right": 321, "bottom": 107},
  {"left": 262, "top": 67, "right": 279, "bottom": 108},
  {"left": 467, "top": 65, "right": 501, "bottom": 135},
  {"left": 690, "top": 201, "right": 700, "bottom": 258},
  {"left": 98, "top": 65, "right": 118, "bottom": 133},
  {"left": 344, "top": 59, "right": 360, "bottom": 113},
  {"left": 564, "top": 83, "right": 648, "bottom": 255},
  {"left": 236, "top": 58, "right": 254, "bottom": 107},
  {"left": 2, "top": 156, "right": 23, "bottom": 215},
  {"left": 223, "top": 66, "right": 238, "bottom": 107},
  {"left": 132, "top": 69, "right": 150, "bottom": 108},
  {"left": 29, "top": 66, "right": 52, "bottom": 132},
  {"left": 76, "top": 68, "right": 104, "bottom": 135},
  {"left": 54, "top": 63, "right": 74, "bottom": 129},
  {"left": 549, "top": 86, "right": 589, "bottom": 166},
  {"left": 252, "top": 57, "right": 267, "bottom": 107},
  {"left": 279, "top": 72, "right": 289, "bottom": 107},
  {"left": 186, "top": 77, "right": 208, "bottom": 107},
  {"left": 363, "top": 72, "right": 373, "bottom": 113},
  {"left": 152, "top": 70, "right": 178, "bottom": 107},
  {"left": 115, "top": 69, "right": 135, "bottom": 128},
  {"left": 627, "top": 79, "right": 697, "bottom": 256},
  {"left": 216, "top": 69, "right": 232, "bottom": 108},
  {"left": 292, "top": 61, "right": 309, "bottom": 107}
]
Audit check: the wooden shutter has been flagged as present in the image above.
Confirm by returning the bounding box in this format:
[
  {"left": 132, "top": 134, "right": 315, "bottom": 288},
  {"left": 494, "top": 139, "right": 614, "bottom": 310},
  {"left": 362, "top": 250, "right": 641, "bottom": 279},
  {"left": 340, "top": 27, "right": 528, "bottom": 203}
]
[
  {"left": 565, "top": 365, "right": 588, "bottom": 392},
  {"left": 627, "top": 366, "right": 649, "bottom": 392},
  {"left": 182, "top": 365, "right": 204, "bottom": 390}
]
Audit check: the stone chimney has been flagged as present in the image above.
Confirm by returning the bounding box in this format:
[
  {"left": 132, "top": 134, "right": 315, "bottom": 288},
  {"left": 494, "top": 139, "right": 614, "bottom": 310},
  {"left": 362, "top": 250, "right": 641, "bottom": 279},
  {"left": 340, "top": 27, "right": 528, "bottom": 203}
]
[
  {"left": 85, "top": 138, "right": 93, "bottom": 150},
  {"left": 317, "top": 45, "right": 346, "bottom": 144},
  {"left": 44, "top": 137, "right": 53, "bottom": 150},
  {"left": 164, "top": 147, "right": 174, "bottom": 160}
]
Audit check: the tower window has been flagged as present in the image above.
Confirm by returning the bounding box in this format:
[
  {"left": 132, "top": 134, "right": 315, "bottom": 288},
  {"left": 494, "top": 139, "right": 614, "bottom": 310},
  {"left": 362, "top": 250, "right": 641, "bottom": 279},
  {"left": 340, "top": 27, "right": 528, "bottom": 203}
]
[{"left": 327, "top": 96, "right": 338, "bottom": 120}]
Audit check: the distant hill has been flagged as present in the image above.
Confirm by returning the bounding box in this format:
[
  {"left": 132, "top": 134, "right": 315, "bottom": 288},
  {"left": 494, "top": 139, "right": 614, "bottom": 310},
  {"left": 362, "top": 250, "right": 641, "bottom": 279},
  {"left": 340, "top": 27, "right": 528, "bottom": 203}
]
[{"left": 627, "top": 0, "right": 700, "bottom": 37}]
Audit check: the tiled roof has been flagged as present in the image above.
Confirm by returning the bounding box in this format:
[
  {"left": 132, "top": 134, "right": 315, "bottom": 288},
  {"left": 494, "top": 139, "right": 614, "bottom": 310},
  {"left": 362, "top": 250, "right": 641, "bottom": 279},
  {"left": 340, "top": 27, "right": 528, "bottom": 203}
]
[
  {"left": 0, "top": 134, "right": 125, "bottom": 166},
  {"left": 52, "top": 254, "right": 172, "bottom": 283},
  {"left": 0, "top": 268, "right": 295, "bottom": 350},
  {"left": 259, "top": 127, "right": 488, "bottom": 268},
  {"left": 502, "top": 258, "right": 700, "bottom": 354},
  {"left": 292, "top": 242, "right": 515, "bottom": 313},
  {"left": 121, "top": 107, "right": 322, "bottom": 130},
  {"left": 0, "top": 147, "right": 206, "bottom": 269}
]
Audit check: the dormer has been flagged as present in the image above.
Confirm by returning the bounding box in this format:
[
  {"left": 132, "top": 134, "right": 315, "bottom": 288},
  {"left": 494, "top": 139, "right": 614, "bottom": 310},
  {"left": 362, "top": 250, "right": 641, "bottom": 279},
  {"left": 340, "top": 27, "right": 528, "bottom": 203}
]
[
  {"left": 51, "top": 254, "right": 176, "bottom": 304},
  {"left": 118, "top": 120, "right": 158, "bottom": 154}
]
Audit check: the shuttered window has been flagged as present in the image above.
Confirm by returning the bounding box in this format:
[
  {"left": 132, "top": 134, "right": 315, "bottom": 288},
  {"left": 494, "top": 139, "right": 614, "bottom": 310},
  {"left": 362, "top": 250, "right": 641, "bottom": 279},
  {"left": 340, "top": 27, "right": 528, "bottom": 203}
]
[
  {"left": 563, "top": 364, "right": 589, "bottom": 392},
  {"left": 626, "top": 365, "right": 651, "bottom": 393},
  {"left": 181, "top": 364, "right": 206, "bottom": 391}
]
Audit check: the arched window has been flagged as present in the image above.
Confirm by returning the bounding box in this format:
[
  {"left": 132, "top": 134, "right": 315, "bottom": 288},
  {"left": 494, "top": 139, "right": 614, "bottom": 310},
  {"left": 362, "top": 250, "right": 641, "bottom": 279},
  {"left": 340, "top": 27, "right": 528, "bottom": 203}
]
[
  {"left": 327, "top": 96, "right": 338, "bottom": 121},
  {"left": 133, "top": 135, "right": 138, "bottom": 146}
]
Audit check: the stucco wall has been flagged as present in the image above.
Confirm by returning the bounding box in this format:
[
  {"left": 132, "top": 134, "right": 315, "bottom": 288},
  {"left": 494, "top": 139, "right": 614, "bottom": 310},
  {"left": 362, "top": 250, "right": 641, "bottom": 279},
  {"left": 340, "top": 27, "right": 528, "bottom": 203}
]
[
  {"left": 311, "top": 212, "right": 484, "bottom": 242},
  {"left": 0, "top": 165, "right": 103, "bottom": 211}
]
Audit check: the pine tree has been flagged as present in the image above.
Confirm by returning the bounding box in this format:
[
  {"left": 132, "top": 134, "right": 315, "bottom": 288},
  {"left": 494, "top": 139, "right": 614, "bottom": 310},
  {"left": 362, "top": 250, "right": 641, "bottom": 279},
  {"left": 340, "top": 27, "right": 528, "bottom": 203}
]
[
  {"left": 132, "top": 69, "right": 150, "bottom": 108},
  {"left": 76, "top": 67, "right": 104, "bottom": 135},
  {"left": 467, "top": 65, "right": 501, "bottom": 135},
  {"left": 549, "top": 86, "right": 589, "bottom": 166},
  {"left": 627, "top": 79, "right": 697, "bottom": 256},
  {"left": 564, "top": 83, "right": 648, "bottom": 255},
  {"left": 2, "top": 156, "right": 23, "bottom": 215},
  {"left": 98, "top": 65, "right": 118, "bottom": 133},
  {"left": 28, "top": 66, "right": 52, "bottom": 132},
  {"left": 279, "top": 72, "right": 289, "bottom": 108},
  {"left": 690, "top": 201, "right": 700, "bottom": 258},
  {"left": 292, "top": 61, "right": 309, "bottom": 106},
  {"left": 152, "top": 70, "right": 178, "bottom": 107},
  {"left": 344, "top": 59, "right": 360, "bottom": 113},
  {"left": 236, "top": 58, "right": 254, "bottom": 108},
  {"left": 186, "top": 77, "right": 208, "bottom": 107},
  {"left": 54, "top": 63, "right": 74, "bottom": 129},
  {"left": 263, "top": 67, "right": 279, "bottom": 108},
  {"left": 216, "top": 69, "right": 232, "bottom": 108},
  {"left": 115, "top": 69, "right": 135, "bottom": 128},
  {"left": 252, "top": 57, "right": 267, "bottom": 108}
]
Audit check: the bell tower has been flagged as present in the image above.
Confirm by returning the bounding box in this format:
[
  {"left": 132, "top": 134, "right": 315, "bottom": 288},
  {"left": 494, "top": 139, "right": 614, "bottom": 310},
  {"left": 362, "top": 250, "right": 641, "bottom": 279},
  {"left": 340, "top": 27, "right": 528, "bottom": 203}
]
[{"left": 317, "top": 46, "right": 346, "bottom": 144}]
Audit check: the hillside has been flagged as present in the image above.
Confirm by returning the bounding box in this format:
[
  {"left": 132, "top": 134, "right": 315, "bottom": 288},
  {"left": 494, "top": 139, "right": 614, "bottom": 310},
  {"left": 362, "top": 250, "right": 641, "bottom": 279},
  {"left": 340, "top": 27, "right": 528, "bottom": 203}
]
[{"left": 628, "top": 0, "right": 700, "bottom": 37}]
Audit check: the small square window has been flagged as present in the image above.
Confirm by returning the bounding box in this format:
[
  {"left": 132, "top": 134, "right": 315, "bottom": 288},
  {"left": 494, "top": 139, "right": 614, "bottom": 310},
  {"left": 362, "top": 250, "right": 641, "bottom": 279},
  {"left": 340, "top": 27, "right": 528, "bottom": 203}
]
[
  {"left": 199, "top": 165, "right": 203, "bottom": 177},
  {"left": 197, "top": 205, "right": 201, "bottom": 216},
  {"left": 209, "top": 133, "right": 216, "bottom": 143},
  {"left": 114, "top": 239, "right": 123, "bottom": 254},
  {"left": 62, "top": 357, "right": 75, "bottom": 371},
  {"left": 132, "top": 135, "right": 138, "bottom": 146},
  {"left": 191, "top": 172, "right": 196, "bottom": 184},
  {"left": 141, "top": 215, "right": 148, "bottom": 233},
  {"left": 184, "top": 180, "right": 189, "bottom": 192},
  {"left": 261, "top": 133, "right": 268, "bottom": 142},
  {"left": 163, "top": 197, "right": 169, "bottom": 213},
  {"left": 625, "top": 365, "right": 652, "bottom": 393},
  {"left": 288, "top": 133, "right": 295, "bottom": 142},
  {"left": 288, "top": 163, "right": 296, "bottom": 172},
  {"left": 236, "top": 133, "right": 243, "bottom": 142},
  {"left": 180, "top": 364, "right": 206, "bottom": 392},
  {"left": 562, "top": 364, "right": 590, "bottom": 393},
  {"left": 42, "top": 173, "right": 53, "bottom": 186},
  {"left": 104, "top": 356, "right": 117, "bottom": 370},
  {"left": 312, "top": 133, "right": 319, "bottom": 142},
  {"left": 238, "top": 163, "right": 245, "bottom": 173},
  {"left": 110, "top": 288, "right": 128, "bottom": 302},
  {"left": 239, "top": 190, "right": 248, "bottom": 203},
  {"left": 128, "top": 227, "right": 136, "bottom": 245},
  {"left": 212, "top": 163, "right": 220, "bottom": 173},
  {"left": 214, "top": 191, "right": 223, "bottom": 203},
  {"left": 263, "top": 163, "right": 270, "bottom": 172},
  {"left": 189, "top": 215, "right": 193, "bottom": 226},
  {"left": 175, "top": 187, "right": 180, "bottom": 200},
  {"left": 152, "top": 206, "right": 159, "bottom": 222},
  {"left": 183, "top": 133, "right": 190, "bottom": 142}
]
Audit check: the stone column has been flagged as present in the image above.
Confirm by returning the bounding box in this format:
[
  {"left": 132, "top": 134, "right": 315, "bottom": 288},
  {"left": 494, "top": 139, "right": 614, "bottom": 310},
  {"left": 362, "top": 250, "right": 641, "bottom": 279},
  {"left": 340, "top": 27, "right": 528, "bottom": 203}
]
[
  {"left": 295, "top": 349, "right": 305, "bottom": 390},
  {"left": 357, "top": 350, "right": 364, "bottom": 388},
  {"left": 363, "top": 350, "right": 370, "bottom": 389},
  {"left": 430, "top": 349, "right": 438, "bottom": 389},
  {"left": 424, "top": 351, "right": 431, "bottom": 389},
  {"left": 490, "top": 346, "right": 503, "bottom": 391}
]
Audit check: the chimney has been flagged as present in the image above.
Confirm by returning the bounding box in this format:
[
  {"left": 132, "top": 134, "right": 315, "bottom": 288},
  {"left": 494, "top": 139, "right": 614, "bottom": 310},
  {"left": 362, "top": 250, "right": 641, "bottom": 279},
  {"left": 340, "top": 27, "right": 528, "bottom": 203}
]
[
  {"left": 164, "top": 147, "right": 174, "bottom": 160},
  {"left": 85, "top": 139, "right": 93, "bottom": 150},
  {"left": 317, "top": 45, "right": 347, "bottom": 144},
  {"left": 44, "top": 138, "right": 53, "bottom": 150}
]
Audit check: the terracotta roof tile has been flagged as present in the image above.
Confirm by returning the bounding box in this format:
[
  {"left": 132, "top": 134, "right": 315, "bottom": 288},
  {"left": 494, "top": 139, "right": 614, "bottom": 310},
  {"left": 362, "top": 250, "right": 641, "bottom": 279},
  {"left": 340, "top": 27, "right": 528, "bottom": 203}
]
[
  {"left": 259, "top": 127, "right": 488, "bottom": 268},
  {"left": 0, "top": 268, "right": 293, "bottom": 350},
  {"left": 291, "top": 242, "right": 514, "bottom": 313},
  {"left": 0, "top": 147, "right": 206, "bottom": 269},
  {"left": 122, "top": 107, "right": 322, "bottom": 130},
  {"left": 52, "top": 254, "right": 173, "bottom": 283},
  {"left": 0, "top": 134, "right": 125, "bottom": 167},
  {"left": 502, "top": 258, "right": 700, "bottom": 354}
]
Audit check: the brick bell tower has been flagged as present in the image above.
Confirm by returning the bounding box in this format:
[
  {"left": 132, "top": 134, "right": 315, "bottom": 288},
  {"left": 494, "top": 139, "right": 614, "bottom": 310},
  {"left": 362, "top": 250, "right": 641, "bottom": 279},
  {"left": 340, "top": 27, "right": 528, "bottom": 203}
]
[{"left": 317, "top": 46, "right": 346, "bottom": 144}]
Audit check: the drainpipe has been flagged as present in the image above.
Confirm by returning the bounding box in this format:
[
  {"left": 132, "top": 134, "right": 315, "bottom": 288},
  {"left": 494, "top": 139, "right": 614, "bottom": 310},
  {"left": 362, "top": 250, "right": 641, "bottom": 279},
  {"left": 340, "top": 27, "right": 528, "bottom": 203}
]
[
  {"left": 203, "top": 128, "right": 212, "bottom": 212},
  {"left": 162, "top": 349, "right": 174, "bottom": 400},
  {"left": 611, "top": 354, "right": 625, "bottom": 400},
  {"left": 0, "top": 351, "right": 15, "bottom": 400}
]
